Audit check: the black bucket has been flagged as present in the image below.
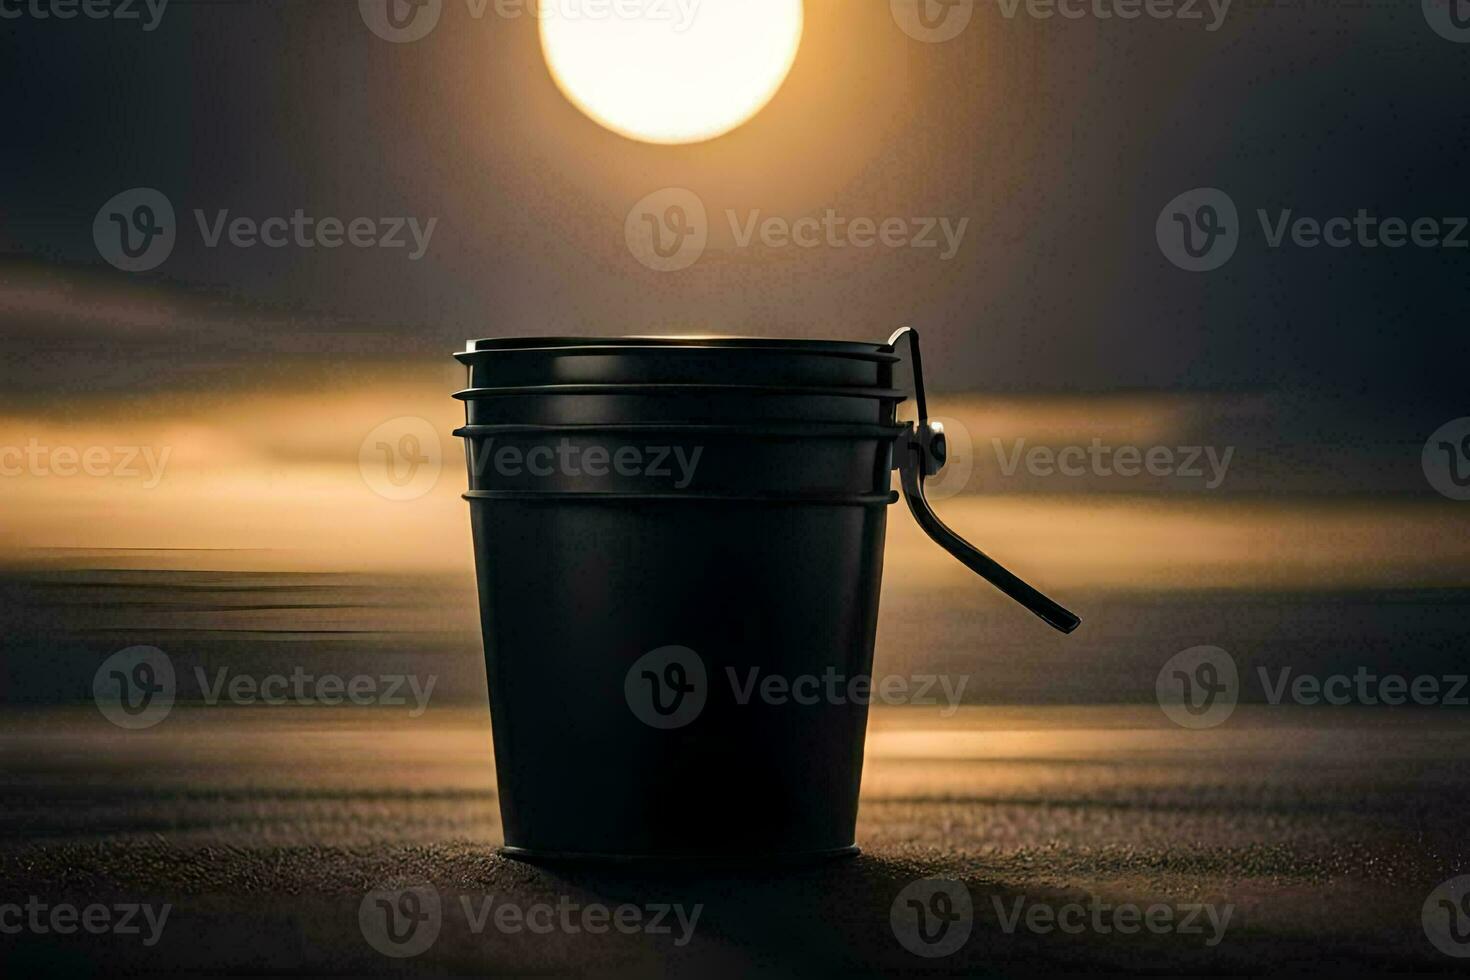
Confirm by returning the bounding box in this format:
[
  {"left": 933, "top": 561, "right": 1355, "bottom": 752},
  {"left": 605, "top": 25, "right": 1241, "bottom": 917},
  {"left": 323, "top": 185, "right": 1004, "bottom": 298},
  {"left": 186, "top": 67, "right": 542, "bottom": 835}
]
[{"left": 454, "top": 329, "right": 1078, "bottom": 864}]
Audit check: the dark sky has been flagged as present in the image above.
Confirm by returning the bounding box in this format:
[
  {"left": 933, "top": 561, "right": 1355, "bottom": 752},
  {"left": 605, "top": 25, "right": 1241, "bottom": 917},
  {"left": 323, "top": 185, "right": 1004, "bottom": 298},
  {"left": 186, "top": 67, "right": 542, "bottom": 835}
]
[{"left": 2, "top": 0, "right": 1467, "bottom": 409}]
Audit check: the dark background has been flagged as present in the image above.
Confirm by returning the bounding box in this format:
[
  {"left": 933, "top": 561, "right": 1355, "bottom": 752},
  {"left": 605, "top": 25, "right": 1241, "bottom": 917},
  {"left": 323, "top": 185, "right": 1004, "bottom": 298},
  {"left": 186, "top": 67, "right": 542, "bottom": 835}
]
[{"left": 3, "top": 0, "right": 1467, "bottom": 409}]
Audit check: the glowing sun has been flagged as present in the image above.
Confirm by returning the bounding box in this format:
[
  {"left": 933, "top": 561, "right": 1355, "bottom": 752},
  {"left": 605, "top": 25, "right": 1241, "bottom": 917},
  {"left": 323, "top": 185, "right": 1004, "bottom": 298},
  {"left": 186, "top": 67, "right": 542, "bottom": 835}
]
[{"left": 539, "top": 0, "right": 805, "bottom": 145}]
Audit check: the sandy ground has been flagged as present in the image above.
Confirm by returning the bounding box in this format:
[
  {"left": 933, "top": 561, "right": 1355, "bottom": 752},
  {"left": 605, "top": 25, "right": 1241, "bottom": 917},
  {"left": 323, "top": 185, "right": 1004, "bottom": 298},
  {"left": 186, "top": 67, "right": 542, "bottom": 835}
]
[{"left": 2, "top": 704, "right": 1468, "bottom": 976}]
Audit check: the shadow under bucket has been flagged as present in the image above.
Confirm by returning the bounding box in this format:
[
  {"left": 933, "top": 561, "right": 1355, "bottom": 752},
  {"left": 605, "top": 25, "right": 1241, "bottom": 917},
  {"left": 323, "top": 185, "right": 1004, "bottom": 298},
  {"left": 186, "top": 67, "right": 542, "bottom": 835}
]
[{"left": 454, "top": 328, "right": 1079, "bottom": 865}]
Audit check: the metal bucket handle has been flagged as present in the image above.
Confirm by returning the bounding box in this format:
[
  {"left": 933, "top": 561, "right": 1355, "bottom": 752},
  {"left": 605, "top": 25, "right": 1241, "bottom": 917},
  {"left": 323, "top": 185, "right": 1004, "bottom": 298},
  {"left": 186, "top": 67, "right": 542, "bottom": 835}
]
[{"left": 887, "top": 327, "right": 1081, "bottom": 634}]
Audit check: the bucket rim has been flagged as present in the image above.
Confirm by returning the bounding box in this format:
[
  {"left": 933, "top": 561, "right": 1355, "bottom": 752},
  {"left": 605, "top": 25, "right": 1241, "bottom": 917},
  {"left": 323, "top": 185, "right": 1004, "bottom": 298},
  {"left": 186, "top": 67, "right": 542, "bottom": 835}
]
[
  {"left": 456, "top": 336, "right": 897, "bottom": 361},
  {"left": 463, "top": 489, "right": 899, "bottom": 506},
  {"left": 452, "top": 422, "right": 905, "bottom": 439}
]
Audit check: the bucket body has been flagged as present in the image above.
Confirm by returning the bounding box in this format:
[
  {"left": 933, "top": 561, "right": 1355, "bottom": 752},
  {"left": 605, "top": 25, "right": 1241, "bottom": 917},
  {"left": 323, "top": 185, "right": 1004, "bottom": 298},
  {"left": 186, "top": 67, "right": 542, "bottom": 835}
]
[
  {"left": 469, "top": 496, "right": 888, "bottom": 860},
  {"left": 457, "top": 338, "right": 901, "bottom": 862}
]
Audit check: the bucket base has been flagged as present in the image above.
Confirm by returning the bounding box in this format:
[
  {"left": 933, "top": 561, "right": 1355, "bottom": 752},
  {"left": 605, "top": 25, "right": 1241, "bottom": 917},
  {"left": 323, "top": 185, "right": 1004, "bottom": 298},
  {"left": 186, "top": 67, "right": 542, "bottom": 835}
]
[{"left": 497, "top": 844, "right": 860, "bottom": 869}]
